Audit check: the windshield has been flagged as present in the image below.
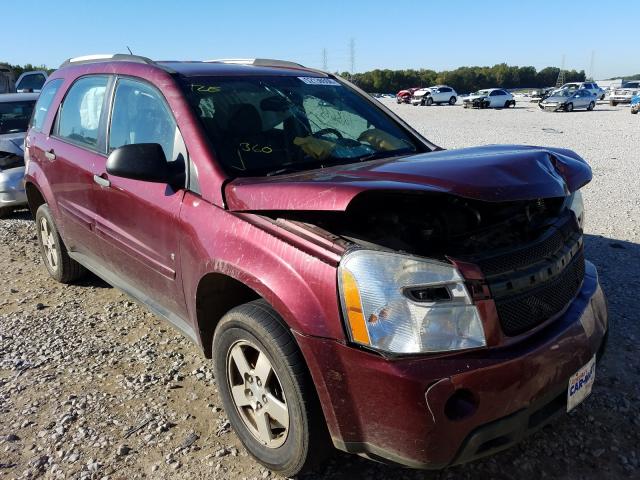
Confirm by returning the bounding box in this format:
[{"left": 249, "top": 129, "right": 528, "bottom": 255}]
[
  {"left": 623, "top": 81, "right": 640, "bottom": 88},
  {"left": 180, "top": 75, "right": 425, "bottom": 176},
  {"left": 0, "top": 100, "right": 36, "bottom": 134},
  {"left": 551, "top": 89, "right": 572, "bottom": 97}
]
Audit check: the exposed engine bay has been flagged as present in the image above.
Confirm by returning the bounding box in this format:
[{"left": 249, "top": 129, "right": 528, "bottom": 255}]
[{"left": 271, "top": 191, "right": 567, "bottom": 260}]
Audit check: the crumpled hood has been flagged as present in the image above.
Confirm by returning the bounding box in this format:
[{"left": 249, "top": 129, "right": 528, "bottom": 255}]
[{"left": 225, "top": 144, "right": 592, "bottom": 211}]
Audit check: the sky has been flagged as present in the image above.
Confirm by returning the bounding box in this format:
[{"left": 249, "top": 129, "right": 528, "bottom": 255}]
[{"left": 2, "top": 0, "right": 638, "bottom": 79}]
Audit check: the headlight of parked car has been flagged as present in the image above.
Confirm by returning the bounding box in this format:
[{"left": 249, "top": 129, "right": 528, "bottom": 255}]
[
  {"left": 338, "top": 250, "right": 486, "bottom": 354},
  {"left": 568, "top": 189, "right": 584, "bottom": 228}
]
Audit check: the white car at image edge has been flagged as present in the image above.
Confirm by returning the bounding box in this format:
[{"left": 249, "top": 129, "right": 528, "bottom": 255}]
[
  {"left": 411, "top": 85, "right": 458, "bottom": 106},
  {"left": 462, "top": 88, "right": 515, "bottom": 108}
]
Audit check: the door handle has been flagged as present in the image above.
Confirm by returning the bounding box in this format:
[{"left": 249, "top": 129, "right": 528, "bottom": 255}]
[
  {"left": 44, "top": 150, "right": 56, "bottom": 161},
  {"left": 93, "top": 174, "right": 111, "bottom": 188}
]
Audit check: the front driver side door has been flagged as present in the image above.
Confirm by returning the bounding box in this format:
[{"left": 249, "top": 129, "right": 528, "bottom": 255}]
[{"left": 92, "top": 77, "right": 189, "bottom": 323}]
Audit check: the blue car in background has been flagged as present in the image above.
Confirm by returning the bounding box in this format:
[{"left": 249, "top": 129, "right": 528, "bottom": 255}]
[{"left": 631, "top": 94, "right": 640, "bottom": 114}]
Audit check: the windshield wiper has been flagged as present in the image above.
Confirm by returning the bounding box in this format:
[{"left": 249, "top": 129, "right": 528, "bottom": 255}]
[{"left": 355, "top": 148, "right": 415, "bottom": 163}]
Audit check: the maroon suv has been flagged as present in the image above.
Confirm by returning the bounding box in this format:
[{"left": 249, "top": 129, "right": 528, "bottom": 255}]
[{"left": 24, "top": 54, "right": 608, "bottom": 476}]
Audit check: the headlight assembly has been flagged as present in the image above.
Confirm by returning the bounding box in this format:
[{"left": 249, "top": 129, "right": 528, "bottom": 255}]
[{"left": 338, "top": 250, "right": 486, "bottom": 355}]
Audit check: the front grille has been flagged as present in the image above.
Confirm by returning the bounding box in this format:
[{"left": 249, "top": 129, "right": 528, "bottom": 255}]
[
  {"left": 459, "top": 214, "right": 585, "bottom": 336},
  {"left": 494, "top": 250, "right": 585, "bottom": 336},
  {"left": 475, "top": 217, "right": 576, "bottom": 276}
]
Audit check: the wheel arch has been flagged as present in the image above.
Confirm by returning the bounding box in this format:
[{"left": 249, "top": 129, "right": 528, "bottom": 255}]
[{"left": 25, "top": 181, "right": 47, "bottom": 218}]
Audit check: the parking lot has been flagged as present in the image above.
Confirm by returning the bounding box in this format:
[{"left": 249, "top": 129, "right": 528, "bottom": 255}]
[{"left": 1, "top": 98, "right": 639, "bottom": 479}]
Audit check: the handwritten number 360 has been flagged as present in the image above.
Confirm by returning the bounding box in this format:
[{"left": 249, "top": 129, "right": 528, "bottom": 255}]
[{"left": 239, "top": 143, "right": 272, "bottom": 154}]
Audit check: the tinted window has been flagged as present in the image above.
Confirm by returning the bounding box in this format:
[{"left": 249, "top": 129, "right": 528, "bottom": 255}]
[
  {"left": 0, "top": 100, "right": 36, "bottom": 134},
  {"left": 57, "top": 76, "right": 108, "bottom": 149},
  {"left": 108, "top": 78, "right": 182, "bottom": 161},
  {"left": 17, "top": 73, "right": 46, "bottom": 91},
  {"left": 31, "top": 79, "right": 63, "bottom": 132},
  {"left": 440, "top": 87, "right": 451, "bottom": 92}
]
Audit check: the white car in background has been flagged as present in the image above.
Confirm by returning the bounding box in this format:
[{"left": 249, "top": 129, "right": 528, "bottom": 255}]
[
  {"left": 462, "top": 88, "right": 515, "bottom": 108},
  {"left": 411, "top": 85, "right": 458, "bottom": 105},
  {"left": 609, "top": 81, "right": 640, "bottom": 106},
  {"left": 559, "top": 82, "right": 605, "bottom": 100}
]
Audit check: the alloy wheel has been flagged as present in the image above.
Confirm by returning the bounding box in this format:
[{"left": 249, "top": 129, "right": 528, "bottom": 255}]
[
  {"left": 227, "top": 340, "right": 290, "bottom": 448},
  {"left": 40, "top": 217, "right": 58, "bottom": 271}
]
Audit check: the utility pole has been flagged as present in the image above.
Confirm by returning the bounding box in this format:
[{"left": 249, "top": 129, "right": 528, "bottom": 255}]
[
  {"left": 322, "top": 48, "right": 328, "bottom": 71},
  {"left": 349, "top": 38, "right": 355, "bottom": 74},
  {"left": 588, "top": 50, "right": 595, "bottom": 81}
]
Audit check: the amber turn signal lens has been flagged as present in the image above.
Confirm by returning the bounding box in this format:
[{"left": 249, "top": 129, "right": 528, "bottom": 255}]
[{"left": 341, "top": 269, "right": 370, "bottom": 345}]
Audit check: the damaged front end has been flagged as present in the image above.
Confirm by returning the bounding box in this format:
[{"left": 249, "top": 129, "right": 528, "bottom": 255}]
[
  {"left": 226, "top": 144, "right": 591, "bottom": 348},
  {"left": 270, "top": 190, "right": 585, "bottom": 347}
]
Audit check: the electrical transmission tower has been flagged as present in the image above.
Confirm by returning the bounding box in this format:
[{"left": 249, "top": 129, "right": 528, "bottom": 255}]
[
  {"left": 588, "top": 50, "right": 595, "bottom": 81},
  {"left": 322, "top": 48, "right": 328, "bottom": 71},
  {"left": 349, "top": 38, "right": 355, "bottom": 74},
  {"left": 556, "top": 54, "right": 566, "bottom": 87}
]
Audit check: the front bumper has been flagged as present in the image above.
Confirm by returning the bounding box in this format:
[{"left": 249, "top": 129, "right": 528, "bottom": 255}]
[
  {"left": 540, "top": 103, "right": 563, "bottom": 111},
  {"left": 610, "top": 96, "right": 632, "bottom": 103},
  {"left": 0, "top": 167, "right": 27, "bottom": 209},
  {"left": 296, "top": 260, "right": 608, "bottom": 469}
]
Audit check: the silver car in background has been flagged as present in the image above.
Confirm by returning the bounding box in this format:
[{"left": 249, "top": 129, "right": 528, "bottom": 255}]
[
  {"left": 0, "top": 93, "right": 38, "bottom": 217},
  {"left": 539, "top": 88, "right": 597, "bottom": 112}
]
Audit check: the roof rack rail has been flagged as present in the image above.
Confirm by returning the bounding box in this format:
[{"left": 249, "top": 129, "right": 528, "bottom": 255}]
[
  {"left": 204, "top": 58, "right": 305, "bottom": 69},
  {"left": 59, "top": 54, "right": 156, "bottom": 68}
]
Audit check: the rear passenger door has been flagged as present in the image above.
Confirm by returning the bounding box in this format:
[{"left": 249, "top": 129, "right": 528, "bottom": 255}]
[
  {"left": 92, "top": 77, "right": 188, "bottom": 321},
  {"left": 46, "top": 75, "right": 111, "bottom": 260}
]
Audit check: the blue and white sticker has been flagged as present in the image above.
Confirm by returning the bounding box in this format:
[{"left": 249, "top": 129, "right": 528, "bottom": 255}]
[
  {"left": 567, "top": 354, "right": 596, "bottom": 412},
  {"left": 298, "top": 77, "right": 341, "bottom": 86}
]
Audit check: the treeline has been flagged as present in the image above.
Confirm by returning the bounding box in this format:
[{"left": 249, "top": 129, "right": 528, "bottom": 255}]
[
  {"left": 0, "top": 63, "right": 55, "bottom": 78},
  {"left": 340, "top": 63, "right": 586, "bottom": 93}
]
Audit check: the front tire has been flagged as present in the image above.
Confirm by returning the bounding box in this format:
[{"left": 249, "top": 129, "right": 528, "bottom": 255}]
[
  {"left": 425, "top": 96, "right": 433, "bottom": 106},
  {"left": 565, "top": 102, "right": 574, "bottom": 112},
  {"left": 213, "top": 300, "right": 329, "bottom": 477},
  {"left": 35, "top": 204, "right": 85, "bottom": 283}
]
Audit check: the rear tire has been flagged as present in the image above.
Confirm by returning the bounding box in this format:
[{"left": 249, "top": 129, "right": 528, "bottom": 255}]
[
  {"left": 565, "top": 102, "right": 574, "bottom": 112},
  {"left": 35, "top": 204, "right": 85, "bottom": 283},
  {"left": 213, "top": 300, "right": 330, "bottom": 477},
  {"left": 449, "top": 96, "right": 457, "bottom": 105}
]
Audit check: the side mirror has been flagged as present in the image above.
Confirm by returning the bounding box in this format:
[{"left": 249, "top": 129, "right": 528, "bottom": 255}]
[{"left": 106, "top": 143, "right": 185, "bottom": 187}]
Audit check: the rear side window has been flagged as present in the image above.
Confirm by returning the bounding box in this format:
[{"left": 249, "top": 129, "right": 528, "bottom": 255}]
[
  {"left": 17, "top": 73, "right": 47, "bottom": 92},
  {"left": 31, "top": 79, "right": 63, "bottom": 132},
  {"left": 57, "top": 76, "right": 108, "bottom": 149},
  {"left": 108, "top": 78, "right": 182, "bottom": 162}
]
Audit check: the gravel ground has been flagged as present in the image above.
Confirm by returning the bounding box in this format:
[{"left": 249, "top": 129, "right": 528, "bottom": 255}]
[{"left": 1, "top": 99, "right": 639, "bottom": 479}]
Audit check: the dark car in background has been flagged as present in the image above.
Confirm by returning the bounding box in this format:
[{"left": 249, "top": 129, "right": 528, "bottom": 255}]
[
  {"left": 24, "top": 54, "right": 607, "bottom": 477},
  {"left": 0, "top": 92, "right": 38, "bottom": 217}
]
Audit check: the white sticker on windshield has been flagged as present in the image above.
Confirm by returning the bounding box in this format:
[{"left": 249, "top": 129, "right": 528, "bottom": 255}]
[{"left": 298, "top": 77, "right": 341, "bottom": 86}]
